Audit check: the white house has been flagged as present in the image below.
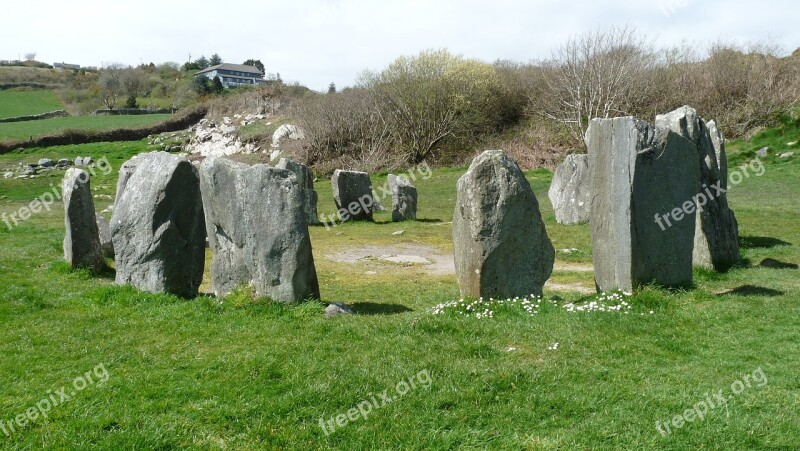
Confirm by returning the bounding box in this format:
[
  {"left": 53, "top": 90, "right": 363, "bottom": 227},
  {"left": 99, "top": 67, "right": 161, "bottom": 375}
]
[{"left": 195, "top": 63, "right": 266, "bottom": 89}]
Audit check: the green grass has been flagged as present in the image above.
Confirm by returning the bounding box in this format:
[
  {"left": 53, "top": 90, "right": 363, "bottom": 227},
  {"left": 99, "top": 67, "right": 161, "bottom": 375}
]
[
  {"left": 0, "top": 90, "right": 63, "bottom": 119},
  {"left": 0, "top": 121, "right": 799, "bottom": 449},
  {"left": 0, "top": 114, "right": 173, "bottom": 141}
]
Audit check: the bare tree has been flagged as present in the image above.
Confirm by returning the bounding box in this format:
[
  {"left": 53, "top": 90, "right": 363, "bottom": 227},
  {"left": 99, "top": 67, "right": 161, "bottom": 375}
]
[
  {"left": 98, "top": 64, "right": 125, "bottom": 110},
  {"left": 24, "top": 52, "right": 36, "bottom": 62},
  {"left": 538, "top": 26, "right": 655, "bottom": 145}
]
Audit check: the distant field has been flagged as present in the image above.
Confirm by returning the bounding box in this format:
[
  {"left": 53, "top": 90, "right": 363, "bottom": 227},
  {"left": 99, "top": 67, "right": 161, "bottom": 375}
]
[
  {"left": 0, "top": 90, "right": 64, "bottom": 119},
  {"left": 0, "top": 114, "right": 173, "bottom": 140}
]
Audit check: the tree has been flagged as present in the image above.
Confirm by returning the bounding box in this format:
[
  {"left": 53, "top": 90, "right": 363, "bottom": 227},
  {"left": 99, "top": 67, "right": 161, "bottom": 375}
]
[
  {"left": 120, "top": 68, "right": 148, "bottom": 98},
  {"left": 364, "top": 49, "right": 507, "bottom": 162},
  {"left": 193, "top": 75, "right": 211, "bottom": 94},
  {"left": 24, "top": 52, "right": 36, "bottom": 62},
  {"left": 125, "top": 95, "right": 138, "bottom": 109},
  {"left": 98, "top": 64, "right": 125, "bottom": 109},
  {"left": 211, "top": 75, "right": 224, "bottom": 94},
  {"left": 243, "top": 59, "right": 265, "bottom": 74},
  {"left": 328, "top": 82, "right": 337, "bottom": 93},
  {"left": 194, "top": 56, "right": 209, "bottom": 70},
  {"left": 209, "top": 53, "right": 223, "bottom": 66},
  {"left": 538, "top": 26, "right": 654, "bottom": 145}
]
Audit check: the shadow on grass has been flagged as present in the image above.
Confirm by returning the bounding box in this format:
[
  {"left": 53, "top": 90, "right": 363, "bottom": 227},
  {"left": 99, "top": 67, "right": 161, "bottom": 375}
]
[
  {"left": 351, "top": 302, "right": 413, "bottom": 315},
  {"left": 759, "top": 258, "right": 799, "bottom": 269},
  {"left": 718, "top": 285, "right": 785, "bottom": 297},
  {"left": 739, "top": 236, "right": 792, "bottom": 249}
]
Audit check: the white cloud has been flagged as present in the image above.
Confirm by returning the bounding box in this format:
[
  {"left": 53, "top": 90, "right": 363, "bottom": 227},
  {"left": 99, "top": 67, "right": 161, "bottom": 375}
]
[{"left": 1, "top": 0, "right": 797, "bottom": 91}]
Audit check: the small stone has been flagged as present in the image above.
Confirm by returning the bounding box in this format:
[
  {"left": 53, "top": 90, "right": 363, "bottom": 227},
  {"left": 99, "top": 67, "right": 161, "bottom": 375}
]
[
  {"left": 388, "top": 174, "right": 417, "bottom": 221},
  {"left": 62, "top": 169, "right": 105, "bottom": 272},
  {"left": 331, "top": 170, "right": 376, "bottom": 221},
  {"left": 787, "top": 141, "right": 797, "bottom": 146},
  {"left": 779, "top": 152, "right": 794, "bottom": 159},
  {"left": 756, "top": 147, "right": 769, "bottom": 158},
  {"left": 38, "top": 158, "right": 54, "bottom": 168},
  {"left": 3, "top": 172, "right": 12, "bottom": 179},
  {"left": 548, "top": 154, "right": 590, "bottom": 225},
  {"left": 364, "top": 271, "right": 377, "bottom": 275},
  {"left": 324, "top": 302, "right": 354, "bottom": 318},
  {"left": 96, "top": 215, "right": 115, "bottom": 258},
  {"left": 392, "top": 230, "right": 405, "bottom": 236}
]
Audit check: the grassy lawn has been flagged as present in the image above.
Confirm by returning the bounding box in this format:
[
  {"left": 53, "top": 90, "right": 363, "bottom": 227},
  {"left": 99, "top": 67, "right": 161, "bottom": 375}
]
[
  {"left": 0, "top": 114, "right": 173, "bottom": 141},
  {"left": 0, "top": 90, "right": 63, "bottom": 119},
  {"left": 0, "top": 124, "right": 798, "bottom": 449}
]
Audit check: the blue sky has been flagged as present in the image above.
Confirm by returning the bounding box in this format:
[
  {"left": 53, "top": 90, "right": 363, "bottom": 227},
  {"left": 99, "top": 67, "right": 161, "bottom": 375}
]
[{"left": 3, "top": 0, "right": 797, "bottom": 91}]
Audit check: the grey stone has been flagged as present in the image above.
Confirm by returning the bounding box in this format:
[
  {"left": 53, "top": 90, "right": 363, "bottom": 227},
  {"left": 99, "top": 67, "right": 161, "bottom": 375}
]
[
  {"left": 388, "top": 174, "right": 417, "bottom": 222},
  {"left": 96, "top": 215, "right": 114, "bottom": 258},
  {"left": 62, "top": 169, "right": 105, "bottom": 272},
  {"left": 452, "top": 150, "right": 554, "bottom": 298},
  {"left": 200, "top": 157, "right": 320, "bottom": 303},
  {"left": 3, "top": 172, "right": 12, "bottom": 179},
  {"left": 656, "top": 107, "right": 740, "bottom": 271},
  {"left": 57, "top": 159, "right": 72, "bottom": 167},
  {"left": 331, "top": 170, "right": 375, "bottom": 221},
  {"left": 111, "top": 152, "right": 206, "bottom": 298},
  {"left": 114, "top": 154, "right": 143, "bottom": 206},
  {"left": 276, "top": 158, "right": 320, "bottom": 225},
  {"left": 780, "top": 152, "right": 794, "bottom": 159},
  {"left": 271, "top": 124, "right": 306, "bottom": 147},
  {"left": 756, "top": 147, "right": 769, "bottom": 158},
  {"left": 22, "top": 167, "right": 36, "bottom": 176},
  {"left": 38, "top": 158, "right": 54, "bottom": 168},
  {"left": 587, "top": 117, "right": 699, "bottom": 292},
  {"left": 548, "top": 154, "right": 591, "bottom": 225},
  {"left": 75, "top": 156, "right": 94, "bottom": 166},
  {"left": 324, "top": 302, "right": 354, "bottom": 318}
]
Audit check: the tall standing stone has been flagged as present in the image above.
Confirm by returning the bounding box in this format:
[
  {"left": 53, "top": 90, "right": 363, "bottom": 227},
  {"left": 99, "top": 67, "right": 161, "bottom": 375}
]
[
  {"left": 331, "top": 170, "right": 375, "bottom": 221},
  {"left": 453, "top": 150, "right": 554, "bottom": 299},
  {"left": 548, "top": 154, "right": 591, "bottom": 225},
  {"left": 388, "top": 174, "right": 417, "bottom": 222},
  {"left": 200, "top": 157, "right": 320, "bottom": 303},
  {"left": 587, "top": 117, "right": 699, "bottom": 292},
  {"left": 655, "top": 107, "right": 740, "bottom": 271},
  {"left": 62, "top": 169, "right": 105, "bottom": 272},
  {"left": 111, "top": 152, "right": 206, "bottom": 298},
  {"left": 276, "top": 158, "right": 320, "bottom": 225}
]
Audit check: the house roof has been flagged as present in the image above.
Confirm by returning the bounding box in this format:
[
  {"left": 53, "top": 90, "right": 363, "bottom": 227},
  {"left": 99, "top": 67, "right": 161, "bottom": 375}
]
[{"left": 195, "top": 63, "right": 263, "bottom": 76}]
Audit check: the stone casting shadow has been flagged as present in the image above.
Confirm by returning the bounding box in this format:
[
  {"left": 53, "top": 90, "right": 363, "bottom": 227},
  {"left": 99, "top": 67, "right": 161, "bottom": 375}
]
[
  {"left": 759, "top": 258, "right": 799, "bottom": 269},
  {"left": 739, "top": 236, "right": 792, "bottom": 249},
  {"left": 96, "top": 265, "right": 116, "bottom": 281},
  {"left": 718, "top": 285, "right": 785, "bottom": 297},
  {"left": 350, "top": 302, "right": 413, "bottom": 315},
  {"left": 372, "top": 218, "right": 444, "bottom": 225}
]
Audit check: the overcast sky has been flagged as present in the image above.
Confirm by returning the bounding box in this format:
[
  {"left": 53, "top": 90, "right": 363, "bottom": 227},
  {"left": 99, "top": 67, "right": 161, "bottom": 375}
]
[{"left": 2, "top": 0, "right": 797, "bottom": 91}]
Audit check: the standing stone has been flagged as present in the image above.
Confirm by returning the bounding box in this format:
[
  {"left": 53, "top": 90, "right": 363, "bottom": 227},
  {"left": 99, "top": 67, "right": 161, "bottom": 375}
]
[
  {"left": 62, "top": 169, "right": 105, "bottom": 272},
  {"left": 96, "top": 215, "right": 114, "bottom": 258},
  {"left": 331, "top": 170, "right": 375, "bottom": 221},
  {"left": 114, "top": 154, "right": 141, "bottom": 206},
  {"left": 200, "top": 157, "right": 320, "bottom": 303},
  {"left": 587, "top": 117, "right": 699, "bottom": 292},
  {"left": 548, "top": 154, "right": 591, "bottom": 225},
  {"left": 111, "top": 152, "right": 206, "bottom": 298},
  {"left": 388, "top": 174, "right": 417, "bottom": 222},
  {"left": 276, "top": 158, "right": 320, "bottom": 225},
  {"left": 655, "top": 107, "right": 740, "bottom": 271},
  {"left": 452, "top": 150, "right": 554, "bottom": 299}
]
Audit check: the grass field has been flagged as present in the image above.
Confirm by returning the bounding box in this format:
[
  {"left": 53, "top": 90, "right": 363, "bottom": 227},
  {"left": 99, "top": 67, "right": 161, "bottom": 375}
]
[
  {"left": 0, "top": 121, "right": 798, "bottom": 449},
  {"left": 0, "top": 114, "right": 173, "bottom": 141},
  {"left": 0, "top": 90, "right": 63, "bottom": 119}
]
